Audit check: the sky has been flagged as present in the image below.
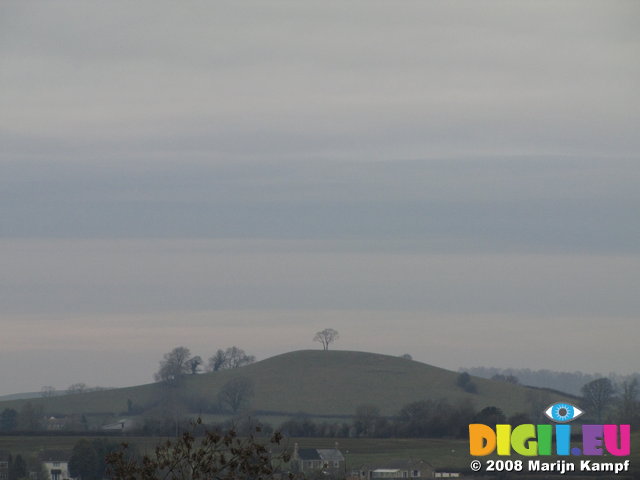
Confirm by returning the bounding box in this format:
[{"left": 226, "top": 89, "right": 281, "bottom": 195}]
[{"left": 1, "top": 1, "right": 639, "bottom": 396}]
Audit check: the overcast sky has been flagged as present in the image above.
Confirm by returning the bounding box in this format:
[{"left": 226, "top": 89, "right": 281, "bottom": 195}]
[{"left": 1, "top": 1, "right": 639, "bottom": 396}]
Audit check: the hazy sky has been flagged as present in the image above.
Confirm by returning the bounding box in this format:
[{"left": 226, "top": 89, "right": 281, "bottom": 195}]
[{"left": 1, "top": 1, "right": 639, "bottom": 395}]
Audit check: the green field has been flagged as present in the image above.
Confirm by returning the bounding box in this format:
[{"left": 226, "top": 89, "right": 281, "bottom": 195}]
[
  {"left": 1, "top": 433, "right": 637, "bottom": 476},
  {"left": 0, "top": 434, "right": 482, "bottom": 471},
  {"left": 0, "top": 350, "right": 576, "bottom": 420}
]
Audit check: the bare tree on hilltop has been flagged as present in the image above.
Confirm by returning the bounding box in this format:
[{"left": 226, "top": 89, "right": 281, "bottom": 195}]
[
  {"left": 207, "top": 346, "right": 255, "bottom": 372},
  {"left": 314, "top": 328, "right": 339, "bottom": 350},
  {"left": 154, "top": 346, "right": 192, "bottom": 386},
  {"left": 67, "top": 382, "right": 88, "bottom": 395},
  {"left": 187, "top": 355, "right": 203, "bottom": 375},
  {"left": 41, "top": 386, "right": 56, "bottom": 399}
]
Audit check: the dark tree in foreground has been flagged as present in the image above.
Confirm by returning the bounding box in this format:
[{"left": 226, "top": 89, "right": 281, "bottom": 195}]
[
  {"left": 313, "top": 328, "right": 339, "bottom": 350},
  {"left": 69, "top": 439, "right": 100, "bottom": 480},
  {"left": 106, "top": 420, "right": 293, "bottom": 480},
  {"left": 11, "top": 454, "right": 27, "bottom": 480},
  {"left": 70, "top": 438, "right": 122, "bottom": 480},
  {"left": 582, "top": 377, "right": 615, "bottom": 422}
]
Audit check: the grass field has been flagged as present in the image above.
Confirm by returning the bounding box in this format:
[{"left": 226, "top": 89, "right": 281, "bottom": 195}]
[
  {"left": 0, "top": 434, "right": 472, "bottom": 471},
  {"left": 1, "top": 432, "right": 637, "bottom": 476}
]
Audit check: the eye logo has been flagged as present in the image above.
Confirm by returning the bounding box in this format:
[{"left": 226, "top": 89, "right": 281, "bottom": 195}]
[{"left": 544, "top": 402, "right": 583, "bottom": 423}]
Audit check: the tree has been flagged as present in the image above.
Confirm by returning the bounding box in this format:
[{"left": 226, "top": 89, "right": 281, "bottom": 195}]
[
  {"left": 617, "top": 378, "right": 639, "bottom": 427},
  {"left": 474, "top": 406, "right": 506, "bottom": 426},
  {"left": 226, "top": 346, "right": 256, "bottom": 369},
  {"left": 508, "top": 412, "right": 533, "bottom": 426},
  {"left": 69, "top": 439, "right": 100, "bottom": 480},
  {"left": 11, "top": 454, "right": 27, "bottom": 480},
  {"left": 208, "top": 349, "right": 228, "bottom": 371},
  {"left": 154, "top": 346, "right": 192, "bottom": 386},
  {"left": 397, "top": 399, "right": 468, "bottom": 438},
  {"left": 456, "top": 372, "right": 477, "bottom": 393},
  {"left": 67, "top": 382, "right": 88, "bottom": 395},
  {"left": 41, "top": 386, "right": 56, "bottom": 399},
  {"left": 526, "top": 389, "right": 553, "bottom": 422},
  {"left": 218, "top": 377, "right": 255, "bottom": 413},
  {"left": 582, "top": 377, "right": 615, "bottom": 422},
  {"left": 313, "top": 328, "right": 339, "bottom": 350},
  {"left": 187, "top": 356, "right": 203, "bottom": 375},
  {"left": 0, "top": 408, "right": 18, "bottom": 432},
  {"left": 69, "top": 438, "right": 121, "bottom": 480},
  {"left": 91, "top": 439, "right": 125, "bottom": 479},
  {"left": 491, "top": 374, "right": 519, "bottom": 384},
  {"left": 353, "top": 404, "right": 384, "bottom": 437},
  {"left": 18, "top": 402, "right": 43, "bottom": 431},
  {"left": 106, "top": 420, "right": 293, "bottom": 480},
  {"left": 400, "top": 353, "right": 413, "bottom": 360},
  {"left": 397, "top": 400, "right": 433, "bottom": 437},
  {"left": 207, "top": 347, "right": 255, "bottom": 372}
]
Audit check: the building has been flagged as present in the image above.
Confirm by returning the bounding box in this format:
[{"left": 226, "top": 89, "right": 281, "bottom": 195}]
[
  {"left": 46, "top": 416, "right": 67, "bottom": 431},
  {"left": 38, "top": 451, "right": 74, "bottom": 480},
  {"left": 291, "top": 444, "right": 345, "bottom": 473},
  {"left": 0, "top": 451, "right": 10, "bottom": 480},
  {"left": 350, "top": 460, "right": 434, "bottom": 480}
]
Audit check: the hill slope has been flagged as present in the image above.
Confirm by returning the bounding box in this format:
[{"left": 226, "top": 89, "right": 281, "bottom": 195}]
[{"left": 0, "top": 350, "right": 574, "bottom": 418}]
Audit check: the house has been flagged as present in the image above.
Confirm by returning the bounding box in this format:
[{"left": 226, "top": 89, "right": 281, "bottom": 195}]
[
  {"left": 46, "top": 416, "right": 67, "bottom": 431},
  {"left": 291, "top": 444, "right": 345, "bottom": 473},
  {"left": 350, "top": 460, "right": 434, "bottom": 480},
  {"left": 38, "top": 451, "right": 74, "bottom": 480},
  {"left": 0, "top": 451, "right": 10, "bottom": 480}
]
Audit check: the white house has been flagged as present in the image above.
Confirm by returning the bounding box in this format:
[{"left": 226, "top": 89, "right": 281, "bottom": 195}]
[{"left": 39, "top": 451, "right": 74, "bottom": 480}]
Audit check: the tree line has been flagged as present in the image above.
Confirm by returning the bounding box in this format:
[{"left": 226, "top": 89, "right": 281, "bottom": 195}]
[
  {"left": 153, "top": 328, "right": 340, "bottom": 386},
  {"left": 154, "top": 346, "right": 255, "bottom": 386},
  {"left": 279, "top": 401, "right": 527, "bottom": 439}
]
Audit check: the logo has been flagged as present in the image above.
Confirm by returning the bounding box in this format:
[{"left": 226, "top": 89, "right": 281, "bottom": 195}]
[
  {"left": 543, "top": 402, "right": 583, "bottom": 423},
  {"left": 469, "top": 403, "right": 631, "bottom": 457}
]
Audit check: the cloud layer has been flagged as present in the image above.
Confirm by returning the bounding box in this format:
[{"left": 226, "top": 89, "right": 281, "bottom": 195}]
[{"left": 1, "top": 1, "right": 638, "bottom": 394}]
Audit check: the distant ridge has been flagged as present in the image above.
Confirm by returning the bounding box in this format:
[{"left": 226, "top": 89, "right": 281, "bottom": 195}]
[
  {"left": 461, "top": 366, "right": 640, "bottom": 396},
  {"left": 0, "top": 392, "right": 46, "bottom": 401}
]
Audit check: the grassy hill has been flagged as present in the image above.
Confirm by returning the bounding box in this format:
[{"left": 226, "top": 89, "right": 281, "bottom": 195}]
[{"left": 0, "top": 350, "right": 574, "bottom": 419}]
